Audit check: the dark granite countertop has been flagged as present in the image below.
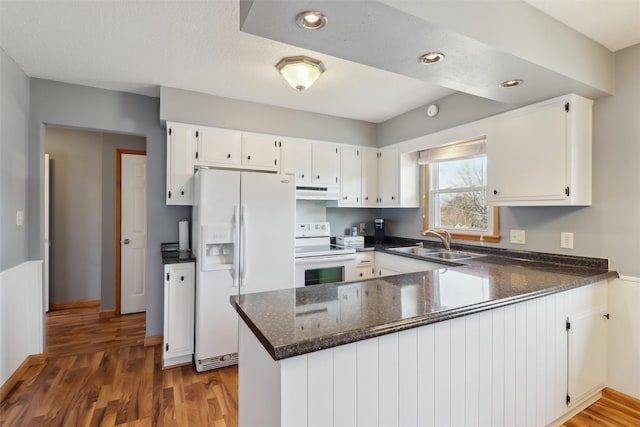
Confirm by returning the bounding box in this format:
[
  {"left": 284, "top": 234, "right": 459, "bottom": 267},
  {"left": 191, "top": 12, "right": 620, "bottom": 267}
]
[
  {"left": 231, "top": 244, "right": 617, "bottom": 361},
  {"left": 161, "top": 243, "right": 196, "bottom": 265}
]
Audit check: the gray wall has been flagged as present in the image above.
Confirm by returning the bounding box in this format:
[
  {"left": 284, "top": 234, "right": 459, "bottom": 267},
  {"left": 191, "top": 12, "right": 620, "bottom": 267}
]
[
  {"left": 45, "top": 127, "right": 145, "bottom": 306},
  {"left": 377, "top": 92, "right": 517, "bottom": 146},
  {"left": 29, "top": 80, "right": 190, "bottom": 336},
  {"left": 0, "top": 49, "right": 30, "bottom": 271},
  {"left": 383, "top": 44, "right": 640, "bottom": 276},
  {"left": 160, "top": 86, "right": 378, "bottom": 147}
]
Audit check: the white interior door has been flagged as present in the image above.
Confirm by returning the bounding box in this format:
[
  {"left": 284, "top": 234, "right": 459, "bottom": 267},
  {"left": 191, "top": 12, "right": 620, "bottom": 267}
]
[
  {"left": 44, "top": 153, "right": 50, "bottom": 312},
  {"left": 121, "top": 153, "right": 147, "bottom": 314}
]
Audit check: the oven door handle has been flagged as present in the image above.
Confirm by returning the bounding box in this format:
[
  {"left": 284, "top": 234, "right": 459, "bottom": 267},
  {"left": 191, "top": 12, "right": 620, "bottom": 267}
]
[{"left": 295, "top": 254, "right": 358, "bottom": 265}]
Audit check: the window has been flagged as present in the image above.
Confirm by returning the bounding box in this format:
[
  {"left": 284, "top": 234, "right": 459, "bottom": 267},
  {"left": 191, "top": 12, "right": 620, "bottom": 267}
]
[{"left": 421, "top": 138, "right": 500, "bottom": 243}]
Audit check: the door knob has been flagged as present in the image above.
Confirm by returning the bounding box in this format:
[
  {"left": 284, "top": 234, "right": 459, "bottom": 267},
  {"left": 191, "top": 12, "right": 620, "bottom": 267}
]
[{"left": 122, "top": 238, "right": 130, "bottom": 245}]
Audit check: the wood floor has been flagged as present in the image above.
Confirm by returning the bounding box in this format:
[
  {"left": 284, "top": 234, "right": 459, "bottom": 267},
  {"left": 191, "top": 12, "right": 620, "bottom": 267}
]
[
  {"left": 2, "top": 307, "right": 640, "bottom": 426},
  {"left": 562, "top": 388, "right": 640, "bottom": 426},
  {"left": 0, "top": 307, "right": 238, "bottom": 426}
]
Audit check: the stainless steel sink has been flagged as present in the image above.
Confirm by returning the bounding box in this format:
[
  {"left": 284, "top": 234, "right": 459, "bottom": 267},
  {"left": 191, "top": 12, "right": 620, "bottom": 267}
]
[
  {"left": 388, "top": 246, "right": 440, "bottom": 256},
  {"left": 388, "top": 246, "right": 479, "bottom": 261}
]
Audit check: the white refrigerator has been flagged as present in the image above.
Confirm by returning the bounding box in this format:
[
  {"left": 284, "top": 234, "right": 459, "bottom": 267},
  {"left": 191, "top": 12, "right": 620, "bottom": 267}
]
[{"left": 192, "top": 168, "right": 295, "bottom": 371}]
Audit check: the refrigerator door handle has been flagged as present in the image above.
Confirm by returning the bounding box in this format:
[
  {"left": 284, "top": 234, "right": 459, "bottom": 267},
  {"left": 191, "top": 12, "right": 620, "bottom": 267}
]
[
  {"left": 240, "top": 205, "right": 248, "bottom": 287},
  {"left": 232, "top": 205, "right": 240, "bottom": 287}
]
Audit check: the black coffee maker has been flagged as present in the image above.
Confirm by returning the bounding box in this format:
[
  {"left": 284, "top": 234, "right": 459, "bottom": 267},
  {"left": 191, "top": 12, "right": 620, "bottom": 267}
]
[{"left": 373, "top": 218, "right": 385, "bottom": 244}]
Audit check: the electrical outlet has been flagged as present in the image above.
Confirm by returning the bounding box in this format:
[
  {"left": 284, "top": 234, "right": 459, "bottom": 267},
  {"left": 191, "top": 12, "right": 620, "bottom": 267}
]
[
  {"left": 561, "top": 232, "right": 574, "bottom": 249},
  {"left": 16, "top": 210, "right": 24, "bottom": 226},
  {"left": 510, "top": 229, "right": 526, "bottom": 245},
  {"left": 359, "top": 223, "right": 366, "bottom": 234}
]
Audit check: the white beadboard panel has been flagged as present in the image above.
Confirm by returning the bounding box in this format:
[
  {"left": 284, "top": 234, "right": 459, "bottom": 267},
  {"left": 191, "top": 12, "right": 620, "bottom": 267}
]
[
  {"left": 536, "top": 298, "right": 548, "bottom": 426},
  {"left": 264, "top": 281, "right": 609, "bottom": 427},
  {"left": 450, "top": 317, "right": 466, "bottom": 427},
  {"left": 238, "top": 320, "right": 281, "bottom": 427},
  {"left": 0, "top": 261, "right": 44, "bottom": 386},
  {"left": 378, "top": 333, "right": 399, "bottom": 427},
  {"left": 333, "top": 343, "right": 357, "bottom": 427},
  {"left": 308, "top": 349, "right": 333, "bottom": 427},
  {"left": 417, "top": 324, "right": 436, "bottom": 427},
  {"left": 491, "top": 307, "right": 506, "bottom": 426},
  {"left": 525, "top": 300, "right": 538, "bottom": 426},
  {"left": 514, "top": 302, "right": 528, "bottom": 425},
  {"left": 398, "top": 330, "right": 418, "bottom": 427},
  {"left": 356, "top": 337, "right": 379, "bottom": 427},
  {"left": 478, "top": 310, "right": 493, "bottom": 426},
  {"left": 608, "top": 277, "right": 640, "bottom": 399},
  {"left": 281, "top": 354, "right": 308, "bottom": 427},
  {"left": 464, "top": 313, "right": 480, "bottom": 426},
  {"left": 434, "top": 321, "right": 452, "bottom": 427},
  {"left": 503, "top": 304, "right": 516, "bottom": 426}
]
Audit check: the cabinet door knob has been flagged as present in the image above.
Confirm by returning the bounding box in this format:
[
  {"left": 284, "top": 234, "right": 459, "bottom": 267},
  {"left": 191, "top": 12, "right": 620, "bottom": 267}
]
[
  {"left": 493, "top": 190, "right": 498, "bottom": 195},
  {"left": 121, "top": 238, "right": 130, "bottom": 245},
  {"left": 181, "top": 190, "right": 184, "bottom": 196},
  {"left": 247, "top": 155, "right": 251, "bottom": 160},
  {"left": 343, "top": 196, "right": 348, "bottom": 200},
  {"left": 227, "top": 154, "right": 231, "bottom": 159},
  {"left": 391, "top": 196, "right": 395, "bottom": 200},
  {"left": 301, "top": 174, "right": 305, "bottom": 178},
  {"left": 360, "top": 273, "right": 363, "bottom": 277},
  {"left": 317, "top": 175, "right": 320, "bottom": 179},
  {"left": 365, "top": 196, "right": 368, "bottom": 200},
  {"left": 181, "top": 276, "right": 184, "bottom": 281}
]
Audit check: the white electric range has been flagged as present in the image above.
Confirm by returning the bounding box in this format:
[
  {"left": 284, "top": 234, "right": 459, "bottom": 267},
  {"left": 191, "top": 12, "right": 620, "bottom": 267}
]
[{"left": 294, "top": 222, "right": 357, "bottom": 286}]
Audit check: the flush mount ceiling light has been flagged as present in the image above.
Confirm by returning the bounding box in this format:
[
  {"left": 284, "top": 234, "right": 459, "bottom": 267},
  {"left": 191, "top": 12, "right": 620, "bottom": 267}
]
[
  {"left": 296, "top": 11, "right": 327, "bottom": 30},
  {"left": 499, "top": 79, "right": 524, "bottom": 88},
  {"left": 276, "top": 56, "right": 325, "bottom": 91},
  {"left": 419, "top": 52, "right": 445, "bottom": 64}
]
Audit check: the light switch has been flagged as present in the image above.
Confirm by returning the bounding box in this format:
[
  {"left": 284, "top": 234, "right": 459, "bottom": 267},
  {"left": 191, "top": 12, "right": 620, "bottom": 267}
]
[
  {"left": 561, "top": 232, "right": 574, "bottom": 249},
  {"left": 16, "top": 210, "right": 24, "bottom": 226}
]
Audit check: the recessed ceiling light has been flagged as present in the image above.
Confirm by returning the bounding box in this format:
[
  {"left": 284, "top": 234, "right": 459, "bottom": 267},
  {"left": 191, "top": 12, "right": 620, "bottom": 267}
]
[
  {"left": 419, "top": 52, "right": 445, "bottom": 64},
  {"left": 499, "top": 79, "right": 524, "bottom": 88},
  {"left": 296, "top": 11, "right": 327, "bottom": 30}
]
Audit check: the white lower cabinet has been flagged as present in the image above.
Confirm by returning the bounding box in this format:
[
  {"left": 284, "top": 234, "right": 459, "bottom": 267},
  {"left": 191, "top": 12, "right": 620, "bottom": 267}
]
[
  {"left": 238, "top": 279, "right": 611, "bottom": 427},
  {"left": 163, "top": 262, "right": 195, "bottom": 368},
  {"left": 374, "top": 251, "right": 441, "bottom": 277},
  {"left": 567, "top": 282, "right": 608, "bottom": 407},
  {"left": 345, "top": 252, "right": 375, "bottom": 281}
]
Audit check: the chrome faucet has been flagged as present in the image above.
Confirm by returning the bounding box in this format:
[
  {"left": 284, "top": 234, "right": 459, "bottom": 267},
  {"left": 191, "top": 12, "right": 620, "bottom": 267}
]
[{"left": 421, "top": 229, "right": 452, "bottom": 251}]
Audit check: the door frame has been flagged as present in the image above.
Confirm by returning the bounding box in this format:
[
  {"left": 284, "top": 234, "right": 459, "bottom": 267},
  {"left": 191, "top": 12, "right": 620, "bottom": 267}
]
[{"left": 115, "top": 149, "right": 147, "bottom": 315}]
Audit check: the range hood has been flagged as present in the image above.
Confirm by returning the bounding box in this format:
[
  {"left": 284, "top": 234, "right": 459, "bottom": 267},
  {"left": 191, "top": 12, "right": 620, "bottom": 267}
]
[{"left": 295, "top": 184, "right": 339, "bottom": 201}]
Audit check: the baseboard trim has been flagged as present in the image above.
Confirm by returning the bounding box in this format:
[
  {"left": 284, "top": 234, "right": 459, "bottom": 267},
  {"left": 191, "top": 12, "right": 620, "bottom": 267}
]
[
  {"left": 547, "top": 390, "right": 602, "bottom": 426},
  {"left": 0, "top": 353, "right": 47, "bottom": 403},
  {"left": 99, "top": 309, "right": 116, "bottom": 319},
  {"left": 50, "top": 299, "right": 100, "bottom": 311},
  {"left": 144, "top": 335, "right": 163, "bottom": 347}
]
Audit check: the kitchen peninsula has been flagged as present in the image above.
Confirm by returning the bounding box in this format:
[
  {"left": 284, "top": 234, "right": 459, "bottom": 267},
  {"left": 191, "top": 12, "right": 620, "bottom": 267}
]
[{"left": 231, "top": 249, "right": 617, "bottom": 427}]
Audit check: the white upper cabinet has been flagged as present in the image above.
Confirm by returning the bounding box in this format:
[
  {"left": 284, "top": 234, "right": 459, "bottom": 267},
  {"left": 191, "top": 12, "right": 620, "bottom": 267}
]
[
  {"left": 193, "top": 126, "right": 279, "bottom": 172},
  {"left": 166, "top": 122, "right": 195, "bottom": 205},
  {"left": 195, "top": 126, "right": 242, "bottom": 167},
  {"left": 280, "top": 138, "right": 312, "bottom": 185},
  {"left": 242, "top": 132, "right": 280, "bottom": 172},
  {"left": 361, "top": 148, "right": 379, "bottom": 206},
  {"left": 487, "top": 94, "right": 592, "bottom": 206},
  {"left": 312, "top": 142, "right": 340, "bottom": 186},
  {"left": 378, "top": 146, "right": 399, "bottom": 206},
  {"left": 339, "top": 145, "right": 362, "bottom": 206}
]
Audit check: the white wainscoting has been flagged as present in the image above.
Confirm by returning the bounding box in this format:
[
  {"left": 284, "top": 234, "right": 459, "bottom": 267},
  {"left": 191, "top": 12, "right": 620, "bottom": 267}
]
[
  {"left": 239, "top": 280, "right": 609, "bottom": 427},
  {"left": 608, "top": 276, "right": 640, "bottom": 399},
  {"left": 0, "top": 260, "right": 44, "bottom": 386}
]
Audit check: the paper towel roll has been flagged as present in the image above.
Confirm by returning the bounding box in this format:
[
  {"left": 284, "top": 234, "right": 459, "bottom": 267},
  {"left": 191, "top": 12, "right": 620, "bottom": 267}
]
[{"left": 178, "top": 220, "right": 189, "bottom": 251}]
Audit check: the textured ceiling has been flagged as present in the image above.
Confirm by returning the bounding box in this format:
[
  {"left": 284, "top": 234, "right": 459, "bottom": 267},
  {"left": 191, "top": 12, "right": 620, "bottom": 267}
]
[
  {"left": 524, "top": 0, "right": 640, "bottom": 52},
  {"left": 0, "top": 0, "right": 637, "bottom": 124},
  {"left": 0, "top": 0, "right": 452, "bottom": 123}
]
